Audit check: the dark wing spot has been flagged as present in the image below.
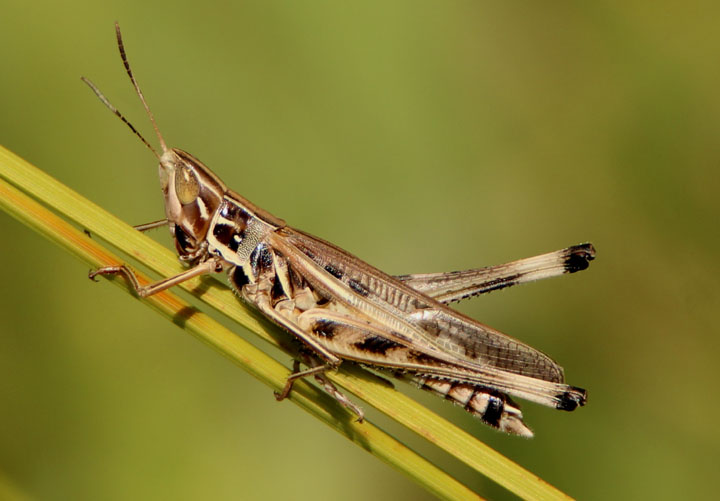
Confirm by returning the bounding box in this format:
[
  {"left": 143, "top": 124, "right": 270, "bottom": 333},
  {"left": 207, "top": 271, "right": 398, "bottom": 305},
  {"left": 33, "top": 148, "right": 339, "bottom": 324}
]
[
  {"left": 406, "top": 350, "right": 437, "bottom": 365},
  {"left": 354, "top": 335, "right": 402, "bottom": 355},
  {"left": 324, "top": 263, "right": 344, "bottom": 279},
  {"left": 348, "top": 279, "right": 369, "bottom": 297}
]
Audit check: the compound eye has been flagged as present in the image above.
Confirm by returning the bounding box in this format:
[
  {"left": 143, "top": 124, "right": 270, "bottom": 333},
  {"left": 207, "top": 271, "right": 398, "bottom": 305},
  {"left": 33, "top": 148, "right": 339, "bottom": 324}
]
[{"left": 174, "top": 166, "right": 200, "bottom": 205}]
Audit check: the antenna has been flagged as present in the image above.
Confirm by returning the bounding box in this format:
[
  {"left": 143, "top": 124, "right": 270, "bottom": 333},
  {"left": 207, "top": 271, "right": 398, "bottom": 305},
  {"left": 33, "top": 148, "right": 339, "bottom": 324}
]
[
  {"left": 81, "top": 76, "right": 160, "bottom": 159},
  {"left": 113, "top": 22, "right": 169, "bottom": 154},
  {"left": 80, "top": 22, "right": 169, "bottom": 160}
]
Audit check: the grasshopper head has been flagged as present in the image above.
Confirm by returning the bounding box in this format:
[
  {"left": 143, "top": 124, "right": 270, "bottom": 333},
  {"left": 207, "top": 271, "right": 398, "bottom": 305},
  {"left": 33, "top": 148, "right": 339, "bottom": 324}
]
[
  {"left": 83, "top": 24, "right": 233, "bottom": 261},
  {"left": 159, "top": 148, "right": 227, "bottom": 258}
]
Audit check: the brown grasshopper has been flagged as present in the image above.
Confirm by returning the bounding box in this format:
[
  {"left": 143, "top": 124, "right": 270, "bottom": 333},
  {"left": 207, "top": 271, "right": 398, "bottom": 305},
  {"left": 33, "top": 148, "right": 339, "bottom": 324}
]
[{"left": 84, "top": 23, "right": 593, "bottom": 437}]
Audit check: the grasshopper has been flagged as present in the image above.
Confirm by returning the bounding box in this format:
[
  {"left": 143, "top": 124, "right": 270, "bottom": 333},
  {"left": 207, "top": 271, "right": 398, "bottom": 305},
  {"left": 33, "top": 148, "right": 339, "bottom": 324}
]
[{"left": 84, "top": 24, "right": 593, "bottom": 437}]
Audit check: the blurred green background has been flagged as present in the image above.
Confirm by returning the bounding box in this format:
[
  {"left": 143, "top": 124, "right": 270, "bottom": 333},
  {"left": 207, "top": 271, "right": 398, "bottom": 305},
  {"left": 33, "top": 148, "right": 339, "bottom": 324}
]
[{"left": 1, "top": 1, "right": 718, "bottom": 500}]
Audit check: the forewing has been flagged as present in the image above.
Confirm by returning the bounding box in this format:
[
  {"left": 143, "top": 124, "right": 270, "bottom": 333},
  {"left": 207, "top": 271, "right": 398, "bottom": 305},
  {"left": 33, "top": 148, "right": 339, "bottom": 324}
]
[
  {"left": 273, "top": 227, "right": 568, "bottom": 384},
  {"left": 294, "top": 308, "right": 586, "bottom": 410}
]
